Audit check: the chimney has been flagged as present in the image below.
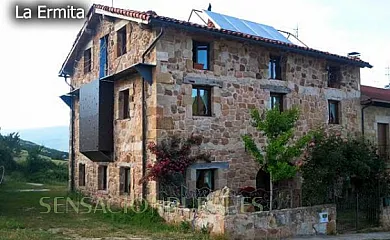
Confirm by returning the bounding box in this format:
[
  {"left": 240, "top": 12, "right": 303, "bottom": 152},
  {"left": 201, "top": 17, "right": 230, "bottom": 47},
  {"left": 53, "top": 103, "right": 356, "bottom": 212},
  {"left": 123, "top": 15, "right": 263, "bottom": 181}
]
[{"left": 347, "top": 52, "right": 361, "bottom": 59}]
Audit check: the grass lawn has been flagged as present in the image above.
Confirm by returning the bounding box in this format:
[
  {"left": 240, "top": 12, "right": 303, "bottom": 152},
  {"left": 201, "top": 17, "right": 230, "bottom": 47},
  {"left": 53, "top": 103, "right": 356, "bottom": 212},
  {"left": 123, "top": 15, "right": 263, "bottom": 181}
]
[{"left": 0, "top": 178, "right": 224, "bottom": 240}]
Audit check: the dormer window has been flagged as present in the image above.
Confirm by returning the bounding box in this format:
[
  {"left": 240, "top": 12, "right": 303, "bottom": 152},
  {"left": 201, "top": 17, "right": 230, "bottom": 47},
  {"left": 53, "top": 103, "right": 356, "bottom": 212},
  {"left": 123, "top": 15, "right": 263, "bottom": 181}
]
[
  {"left": 193, "top": 41, "right": 210, "bottom": 70},
  {"left": 84, "top": 48, "right": 92, "bottom": 74},
  {"left": 327, "top": 65, "right": 341, "bottom": 88},
  {"left": 269, "top": 55, "right": 282, "bottom": 80}
]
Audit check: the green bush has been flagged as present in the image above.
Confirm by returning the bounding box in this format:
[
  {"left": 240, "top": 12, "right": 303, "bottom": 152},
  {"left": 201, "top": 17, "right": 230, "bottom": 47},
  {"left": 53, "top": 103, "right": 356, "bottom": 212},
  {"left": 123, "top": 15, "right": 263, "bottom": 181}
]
[{"left": 301, "top": 132, "right": 389, "bottom": 206}]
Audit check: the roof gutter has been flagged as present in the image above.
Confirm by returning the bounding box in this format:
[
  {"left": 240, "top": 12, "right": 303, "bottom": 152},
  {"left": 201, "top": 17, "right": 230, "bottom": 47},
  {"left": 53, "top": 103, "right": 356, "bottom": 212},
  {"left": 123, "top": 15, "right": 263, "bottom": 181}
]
[{"left": 150, "top": 18, "right": 372, "bottom": 69}]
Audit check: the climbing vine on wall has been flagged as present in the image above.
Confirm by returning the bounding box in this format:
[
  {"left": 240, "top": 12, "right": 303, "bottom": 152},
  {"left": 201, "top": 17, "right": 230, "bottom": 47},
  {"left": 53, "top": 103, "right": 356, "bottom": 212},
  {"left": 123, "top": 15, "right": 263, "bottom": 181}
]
[{"left": 141, "top": 135, "right": 210, "bottom": 185}]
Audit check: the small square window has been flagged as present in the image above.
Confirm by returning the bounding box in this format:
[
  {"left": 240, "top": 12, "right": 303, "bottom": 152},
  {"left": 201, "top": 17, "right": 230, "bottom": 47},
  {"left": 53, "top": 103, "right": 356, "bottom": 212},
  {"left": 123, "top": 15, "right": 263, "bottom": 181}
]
[
  {"left": 328, "top": 100, "right": 340, "bottom": 124},
  {"left": 117, "top": 26, "right": 127, "bottom": 57},
  {"left": 84, "top": 48, "right": 92, "bottom": 74},
  {"left": 193, "top": 41, "right": 210, "bottom": 70},
  {"left": 327, "top": 66, "right": 341, "bottom": 88},
  {"left": 192, "top": 86, "right": 211, "bottom": 116},
  {"left": 119, "top": 89, "right": 130, "bottom": 119},
  {"left": 98, "top": 165, "right": 108, "bottom": 190},
  {"left": 79, "top": 163, "right": 86, "bottom": 187},
  {"left": 270, "top": 93, "right": 284, "bottom": 112},
  {"left": 120, "top": 167, "right": 131, "bottom": 194},
  {"left": 196, "top": 169, "right": 215, "bottom": 190},
  {"left": 269, "top": 56, "right": 282, "bottom": 79}
]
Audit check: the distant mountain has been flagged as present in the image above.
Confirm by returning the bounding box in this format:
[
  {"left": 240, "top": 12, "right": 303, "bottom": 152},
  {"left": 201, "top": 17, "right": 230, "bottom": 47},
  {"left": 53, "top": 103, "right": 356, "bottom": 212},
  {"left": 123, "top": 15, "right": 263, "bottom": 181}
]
[
  {"left": 2, "top": 126, "right": 69, "bottom": 152},
  {"left": 20, "top": 139, "right": 69, "bottom": 160}
]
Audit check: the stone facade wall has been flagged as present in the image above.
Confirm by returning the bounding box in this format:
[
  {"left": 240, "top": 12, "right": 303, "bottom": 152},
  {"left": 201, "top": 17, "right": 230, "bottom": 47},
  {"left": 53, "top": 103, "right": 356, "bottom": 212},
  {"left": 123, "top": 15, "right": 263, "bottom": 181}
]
[
  {"left": 154, "top": 27, "right": 362, "bottom": 190},
  {"left": 363, "top": 106, "right": 390, "bottom": 144},
  {"left": 70, "top": 18, "right": 159, "bottom": 203},
  {"left": 68, "top": 18, "right": 363, "bottom": 204}
]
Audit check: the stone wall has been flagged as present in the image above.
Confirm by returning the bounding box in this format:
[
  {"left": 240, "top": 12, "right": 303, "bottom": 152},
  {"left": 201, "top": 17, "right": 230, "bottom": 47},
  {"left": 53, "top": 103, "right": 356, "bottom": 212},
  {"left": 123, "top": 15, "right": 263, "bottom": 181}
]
[
  {"left": 155, "top": 188, "right": 336, "bottom": 239},
  {"left": 363, "top": 106, "right": 390, "bottom": 144},
  {"left": 154, "top": 27, "right": 362, "bottom": 190},
  {"left": 225, "top": 205, "right": 336, "bottom": 239},
  {"left": 380, "top": 205, "right": 390, "bottom": 230},
  {"left": 69, "top": 18, "right": 159, "bottom": 203}
]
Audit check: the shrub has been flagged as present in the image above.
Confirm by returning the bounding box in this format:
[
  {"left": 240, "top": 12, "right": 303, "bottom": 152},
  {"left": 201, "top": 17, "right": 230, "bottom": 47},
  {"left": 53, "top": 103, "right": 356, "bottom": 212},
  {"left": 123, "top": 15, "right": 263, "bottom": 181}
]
[
  {"left": 24, "top": 147, "right": 68, "bottom": 183},
  {"left": 301, "top": 132, "right": 389, "bottom": 206}
]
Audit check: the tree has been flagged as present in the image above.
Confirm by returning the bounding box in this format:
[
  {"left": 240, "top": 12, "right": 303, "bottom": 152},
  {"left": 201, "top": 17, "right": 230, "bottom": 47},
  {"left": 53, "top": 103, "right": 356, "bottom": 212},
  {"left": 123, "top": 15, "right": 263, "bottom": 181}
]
[
  {"left": 242, "top": 107, "right": 312, "bottom": 209},
  {"left": 0, "top": 130, "right": 21, "bottom": 171}
]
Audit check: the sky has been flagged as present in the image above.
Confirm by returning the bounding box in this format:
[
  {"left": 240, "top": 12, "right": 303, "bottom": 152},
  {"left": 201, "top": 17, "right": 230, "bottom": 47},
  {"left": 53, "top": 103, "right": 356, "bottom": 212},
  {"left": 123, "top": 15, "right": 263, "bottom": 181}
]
[{"left": 0, "top": 0, "right": 389, "bottom": 130}]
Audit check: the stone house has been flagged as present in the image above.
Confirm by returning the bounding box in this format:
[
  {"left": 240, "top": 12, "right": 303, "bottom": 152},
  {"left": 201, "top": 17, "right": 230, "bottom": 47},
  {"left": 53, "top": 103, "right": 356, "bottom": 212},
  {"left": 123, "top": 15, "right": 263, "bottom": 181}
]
[
  {"left": 361, "top": 85, "right": 390, "bottom": 160},
  {"left": 59, "top": 4, "right": 372, "bottom": 205}
]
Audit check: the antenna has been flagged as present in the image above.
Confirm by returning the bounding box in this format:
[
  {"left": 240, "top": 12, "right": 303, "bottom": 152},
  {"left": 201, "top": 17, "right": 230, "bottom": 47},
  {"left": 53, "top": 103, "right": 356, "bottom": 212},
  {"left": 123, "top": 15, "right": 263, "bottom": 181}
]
[{"left": 293, "top": 24, "right": 299, "bottom": 38}]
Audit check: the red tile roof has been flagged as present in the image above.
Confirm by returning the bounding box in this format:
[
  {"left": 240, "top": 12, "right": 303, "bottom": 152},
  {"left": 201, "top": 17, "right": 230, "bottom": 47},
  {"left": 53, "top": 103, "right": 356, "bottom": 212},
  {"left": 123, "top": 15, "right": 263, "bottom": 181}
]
[
  {"left": 59, "top": 4, "right": 372, "bottom": 75},
  {"left": 93, "top": 4, "right": 371, "bottom": 68},
  {"left": 361, "top": 85, "right": 390, "bottom": 103}
]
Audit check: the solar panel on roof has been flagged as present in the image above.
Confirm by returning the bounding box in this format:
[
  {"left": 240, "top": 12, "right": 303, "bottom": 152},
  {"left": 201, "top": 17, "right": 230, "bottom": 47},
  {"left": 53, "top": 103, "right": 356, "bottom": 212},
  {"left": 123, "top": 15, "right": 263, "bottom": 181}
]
[{"left": 203, "top": 10, "right": 292, "bottom": 44}]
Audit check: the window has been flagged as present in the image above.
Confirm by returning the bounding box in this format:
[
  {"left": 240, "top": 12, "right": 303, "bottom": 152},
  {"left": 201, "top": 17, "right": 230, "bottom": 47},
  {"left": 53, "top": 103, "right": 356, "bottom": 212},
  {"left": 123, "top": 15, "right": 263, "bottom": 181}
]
[
  {"left": 193, "top": 41, "right": 210, "bottom": 70},
  {"left": 192, "top": 86, "right": 211, "bottom": 116},
  {"left": 327, "top": 66, "right": 341, "bottom": 88},
  {"left": 119, "top": 89, "right": 130, "bottom": 119},
  {"left": 378, "top": 123, "right": 389, "bottom": 160},
  {"left": 99, "top": 35, "right": 108, "bottom": 78},
  {"left": 270, "top": 93, "right": 284, "bottom": 111},
  {"left": 119, "top": 167, "right": 131, "bottom": 194},
  {"left": 196, "top": 169, "right": 215, "bottom": 190},
  {"left": 98, "top": 165, "right": 108, "bottom": 190},
  {"left": 269, "top": 56, "right": 282, "bottom": 79},
  {"left": 79, "top": 163, "right": 86, "bottom": 187},
  {"left": 84, "top": 48, "right": 92, "bottom": 74},
  {"left": 328, "top": 100, "right": 340, "bottom": 124},
  {"left": 117, "top": 26, "right": 127, "bottom": 57}
]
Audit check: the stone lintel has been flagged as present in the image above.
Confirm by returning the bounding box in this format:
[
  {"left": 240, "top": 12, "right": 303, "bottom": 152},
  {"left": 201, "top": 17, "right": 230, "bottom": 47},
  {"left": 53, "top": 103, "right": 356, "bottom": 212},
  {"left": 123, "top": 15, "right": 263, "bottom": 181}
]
[
  {"left": 117, "top": 162, "right": 134, "bottom": 168},
  {"left": 183, "top": 76, "right": 223, "bottom": 88},
  {"left": 189, "top": 162, "right": 229, "bottom": 170},
  {"left": 97, "top": 162, "right": 110, "bottom": 166},
  {"left": 260, "top": 84, "right": 292, "bottom": 94}
]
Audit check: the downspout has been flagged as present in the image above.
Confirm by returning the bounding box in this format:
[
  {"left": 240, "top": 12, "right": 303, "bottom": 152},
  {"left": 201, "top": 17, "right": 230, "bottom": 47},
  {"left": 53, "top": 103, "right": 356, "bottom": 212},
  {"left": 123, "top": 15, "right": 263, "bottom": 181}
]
[
  {"left": 62, "top": 74, "right": 76, "bottom": 192},
  {"left": 361, "top": 100, "right": 373, "bottom": 137},
  {"left": 141, "top": 27, "right": 164, "bottom": 200}
]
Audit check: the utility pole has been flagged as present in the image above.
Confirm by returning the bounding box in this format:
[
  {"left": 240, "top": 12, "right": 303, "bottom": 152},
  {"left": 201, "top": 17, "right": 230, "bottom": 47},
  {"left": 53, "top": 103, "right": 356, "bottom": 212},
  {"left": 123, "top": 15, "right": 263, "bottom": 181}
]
[{"left": 385, "top": 66, "right": 390, "bottom": 89}]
